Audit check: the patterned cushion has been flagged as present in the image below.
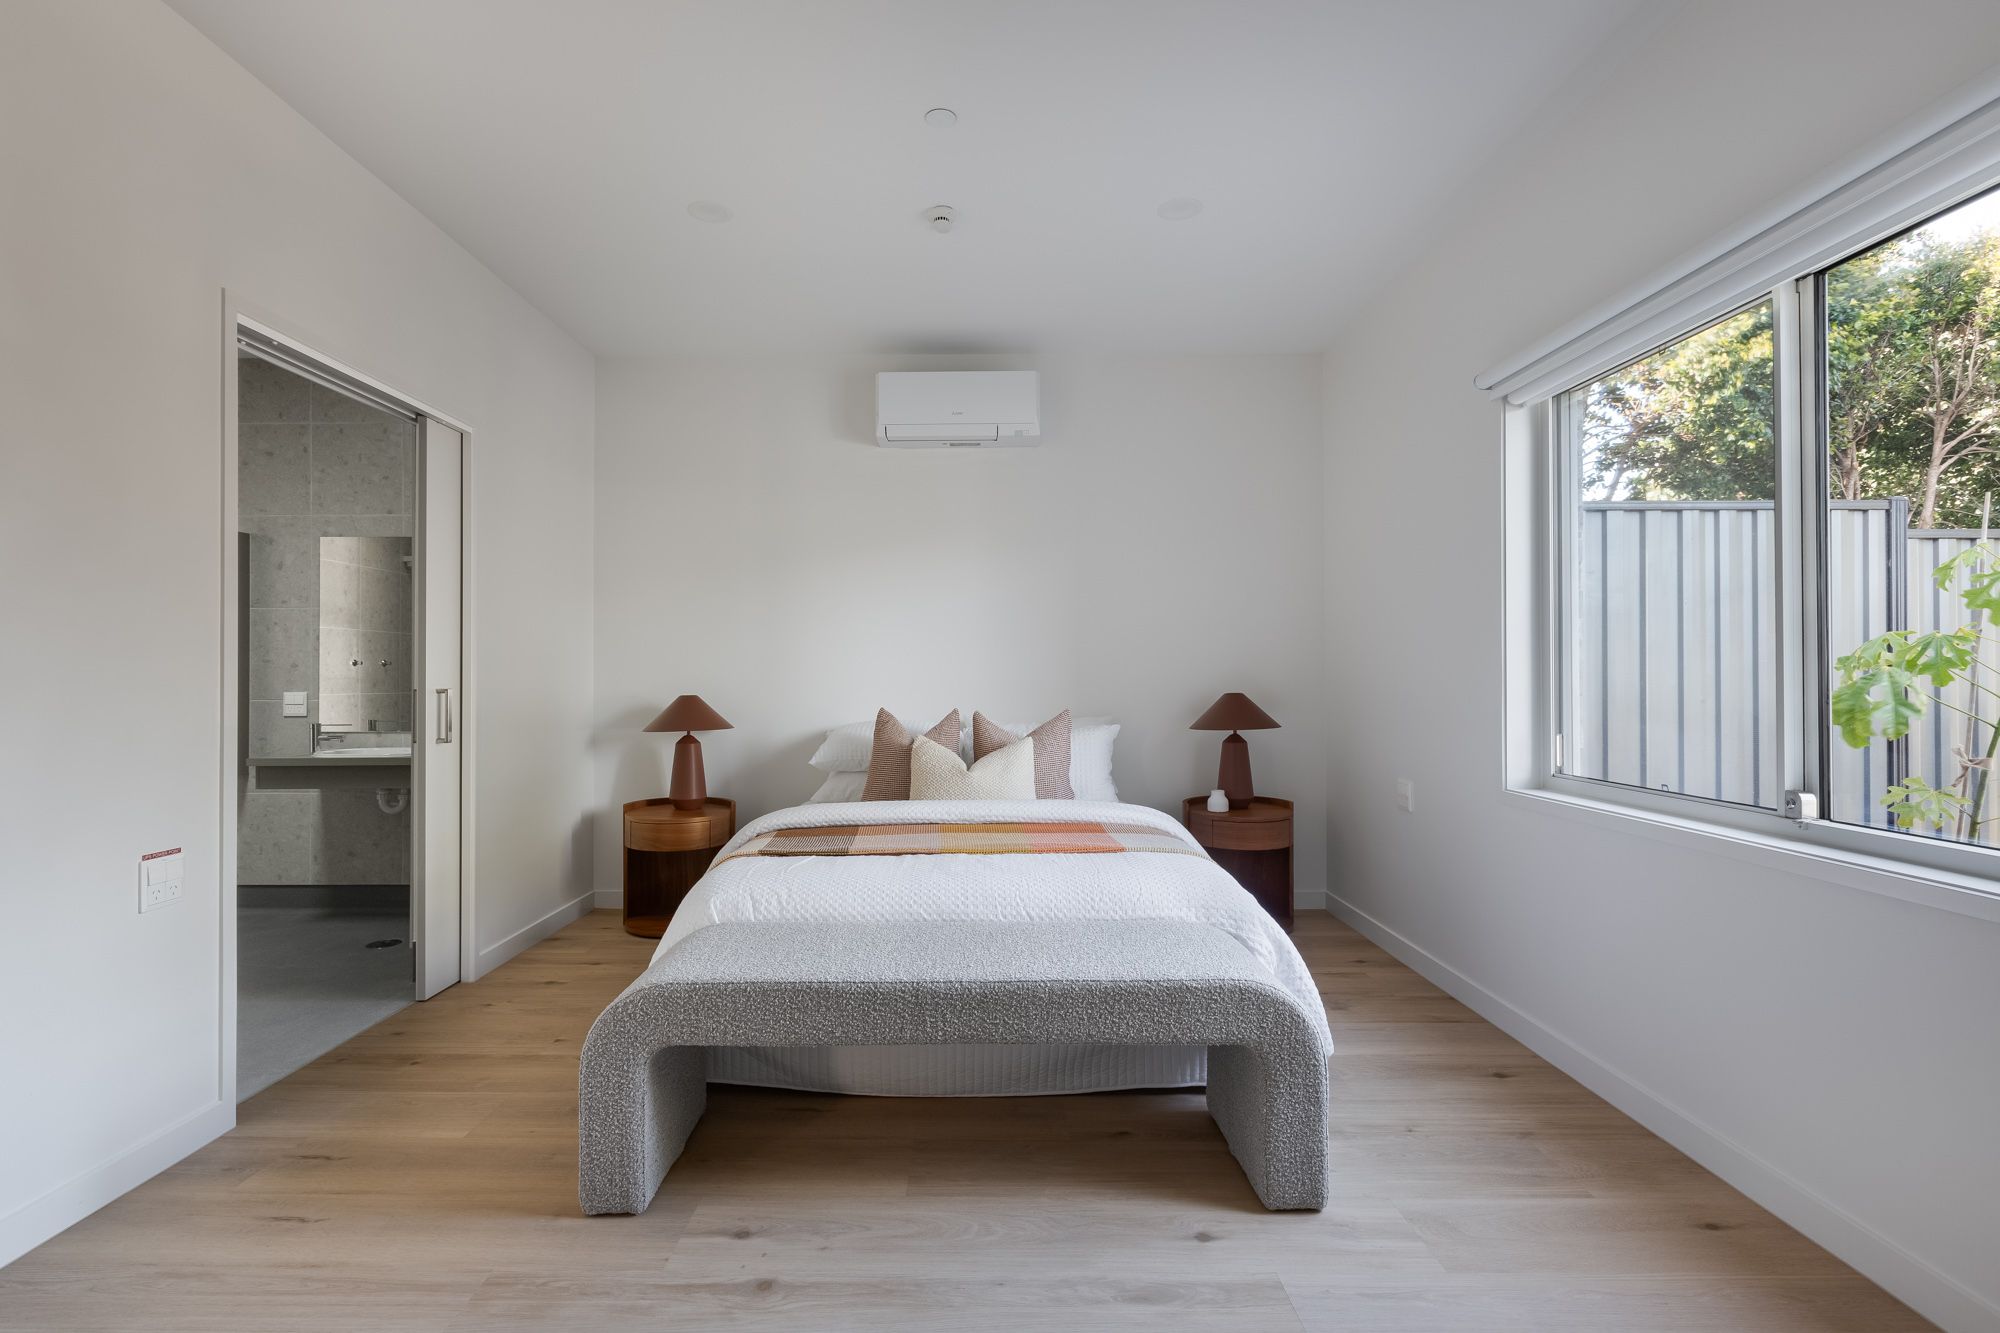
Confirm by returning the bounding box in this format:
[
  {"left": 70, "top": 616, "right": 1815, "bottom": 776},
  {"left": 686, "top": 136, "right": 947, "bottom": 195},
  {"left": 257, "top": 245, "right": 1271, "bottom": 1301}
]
[
  {"left": 861, "top": 708, "right": 962, "bottom": 801},
  {"left": 908, "top": 734, "right": 1037, "bottom": 801},
  {"left": 972, "top": 710, "right": 1074, "bottom": 799}
]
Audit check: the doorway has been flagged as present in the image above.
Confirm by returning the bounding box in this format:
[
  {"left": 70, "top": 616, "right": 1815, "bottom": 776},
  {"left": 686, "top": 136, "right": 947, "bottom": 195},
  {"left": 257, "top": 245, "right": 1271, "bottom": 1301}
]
[{"left": 229, "top": 321, "right": 466, "bottom": 1100}]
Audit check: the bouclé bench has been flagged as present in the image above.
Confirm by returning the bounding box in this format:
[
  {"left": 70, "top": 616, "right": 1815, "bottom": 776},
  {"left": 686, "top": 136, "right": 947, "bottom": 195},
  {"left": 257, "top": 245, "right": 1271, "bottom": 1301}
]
[{"left": 578, "top": 920, "right": 1330, "bottom": 1214}]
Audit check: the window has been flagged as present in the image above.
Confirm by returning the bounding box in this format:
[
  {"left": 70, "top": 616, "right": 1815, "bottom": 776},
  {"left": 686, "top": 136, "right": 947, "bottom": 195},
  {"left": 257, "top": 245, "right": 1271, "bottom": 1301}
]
[
  {"left": 1822, "top": 189, "right": 2000, "bottom": 849},
  {"left": 1515, "top": 114, "right": 2000, "bottom": 885},
  {"left": 1557, "top": 303, "right": 1778, "bottom": 804}
]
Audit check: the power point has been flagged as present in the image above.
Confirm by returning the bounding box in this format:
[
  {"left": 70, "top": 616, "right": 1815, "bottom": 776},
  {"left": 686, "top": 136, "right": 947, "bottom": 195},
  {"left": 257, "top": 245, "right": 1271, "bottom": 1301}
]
[{"left": 139, "top": 848, "right": 184, "bottom": 913}]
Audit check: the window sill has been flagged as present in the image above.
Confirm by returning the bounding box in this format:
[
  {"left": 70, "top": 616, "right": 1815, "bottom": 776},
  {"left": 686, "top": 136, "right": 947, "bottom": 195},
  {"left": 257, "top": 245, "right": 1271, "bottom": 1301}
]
[{"left": 1501, "top": 784, "right": 2000, "bottom": 926}]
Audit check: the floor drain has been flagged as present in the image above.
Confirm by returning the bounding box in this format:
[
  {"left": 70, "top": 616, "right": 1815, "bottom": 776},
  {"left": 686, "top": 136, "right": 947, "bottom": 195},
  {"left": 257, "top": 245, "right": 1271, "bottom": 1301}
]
[{"left": 365, "top": 938, "right": 404, "bottom": 949}]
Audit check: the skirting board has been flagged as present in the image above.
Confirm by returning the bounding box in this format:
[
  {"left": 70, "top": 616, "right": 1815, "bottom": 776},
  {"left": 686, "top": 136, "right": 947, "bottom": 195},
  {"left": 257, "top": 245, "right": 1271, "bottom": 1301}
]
[
  {"left": 472, "top": 889, "right": 595, "bottom": 979},
  {"left": 1324, "top": 891, "right": 1999, "bottom": 1333},
  {"left": 0, "top": 1099, "right": 233, "bottom": 1269}
]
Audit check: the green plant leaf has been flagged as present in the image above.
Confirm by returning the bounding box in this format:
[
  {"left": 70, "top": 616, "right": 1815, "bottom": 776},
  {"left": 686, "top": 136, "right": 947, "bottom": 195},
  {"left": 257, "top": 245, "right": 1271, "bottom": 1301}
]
[
  {"left": 1879, "top": 777, "right": 1968, "bottom": 831},
  {"left": 1963, "top": 564, "right": 2000, "bottom": 617},
  {"left": 1833, "top": 630, "right": 1906, "bottom": 679},
  {"left": 1933, "top": 543, "right": 2000, "bottom": 615},
  {"left": 1904, "top": 627, "right": 1980, "bottom": 687},
  {"left": 1829, "top": 664, "right": 1924, "bottom": 747}
]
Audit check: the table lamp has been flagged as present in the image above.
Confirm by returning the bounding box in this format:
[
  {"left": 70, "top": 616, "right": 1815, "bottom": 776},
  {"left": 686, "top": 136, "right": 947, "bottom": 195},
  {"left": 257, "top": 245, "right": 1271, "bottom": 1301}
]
[
  {"left": 645, "top": 695, "right": 732, "bottom": 810},
  {"left": 1190, "top": 692, "right": 1279, "bottom": 809}
]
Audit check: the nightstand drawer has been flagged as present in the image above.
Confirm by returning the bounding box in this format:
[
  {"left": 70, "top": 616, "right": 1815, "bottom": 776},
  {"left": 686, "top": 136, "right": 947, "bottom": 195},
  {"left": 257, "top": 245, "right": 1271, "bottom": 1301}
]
[
  {"left": 625, "top": 815, "right": 725, "bottom": 853},
  {"left": 1185, "top": 811, "right": 1291, "bottom": 851}
]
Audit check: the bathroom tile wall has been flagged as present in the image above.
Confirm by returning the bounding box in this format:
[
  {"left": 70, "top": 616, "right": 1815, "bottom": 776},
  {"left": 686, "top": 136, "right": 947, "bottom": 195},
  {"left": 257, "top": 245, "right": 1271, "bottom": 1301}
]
[{"left": 239, "top": 357, "right": 414, "bottom": 886}]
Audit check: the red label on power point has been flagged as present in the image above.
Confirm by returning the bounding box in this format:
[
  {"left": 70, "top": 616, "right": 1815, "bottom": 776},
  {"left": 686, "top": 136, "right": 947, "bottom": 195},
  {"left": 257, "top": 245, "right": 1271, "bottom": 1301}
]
[{"left": 141, "top": 848, "right": 182, "bottom": 861}]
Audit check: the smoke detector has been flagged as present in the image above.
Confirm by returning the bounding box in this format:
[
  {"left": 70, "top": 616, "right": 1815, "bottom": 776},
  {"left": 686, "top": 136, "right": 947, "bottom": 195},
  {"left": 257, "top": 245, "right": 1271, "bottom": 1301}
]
[{"left": 925, "top": 205, "right": 956, "bottom": 234}]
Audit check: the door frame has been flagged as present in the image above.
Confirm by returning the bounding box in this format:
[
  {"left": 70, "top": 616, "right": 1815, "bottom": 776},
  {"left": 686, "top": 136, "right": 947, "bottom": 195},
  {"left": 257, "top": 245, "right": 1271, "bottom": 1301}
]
[{"left": 219, "top": 294, "right": 479, "bottom": 1107}]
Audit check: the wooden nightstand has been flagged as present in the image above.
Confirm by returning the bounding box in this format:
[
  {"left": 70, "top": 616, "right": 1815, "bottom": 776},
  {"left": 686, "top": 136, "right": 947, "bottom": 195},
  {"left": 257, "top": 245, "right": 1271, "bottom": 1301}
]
[
  {"left": 622, "top": 798, "right": 735, "bottom": 938},
  {"left": 1182, "top": 796, "right": 1293, "bottom": 930}
]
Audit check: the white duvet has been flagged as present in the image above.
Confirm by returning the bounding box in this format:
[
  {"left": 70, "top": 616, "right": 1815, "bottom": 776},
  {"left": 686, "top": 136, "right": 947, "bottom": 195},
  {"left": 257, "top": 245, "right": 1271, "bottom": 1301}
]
[{"left": 651, "top": 799, "right": 1332, "bottom": 1096}]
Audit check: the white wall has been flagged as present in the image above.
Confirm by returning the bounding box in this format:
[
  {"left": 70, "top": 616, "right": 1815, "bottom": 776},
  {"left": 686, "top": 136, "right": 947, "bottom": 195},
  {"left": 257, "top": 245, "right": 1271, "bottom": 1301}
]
[
  {"left": 594, "top": 354, "right": 1325, "bottom": 901},
  {"left": 1318, "top": 2, "right": 2000, "bottom": 1330},
  {"left": 0, "top": 0, "right": 595, "bottom": 1264}
]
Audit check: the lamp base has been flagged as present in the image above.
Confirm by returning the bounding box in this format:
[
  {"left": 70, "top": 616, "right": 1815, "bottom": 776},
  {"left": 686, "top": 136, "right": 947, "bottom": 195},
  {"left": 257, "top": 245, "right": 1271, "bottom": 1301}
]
[
  {"left": 1217, "top": 731, "right": 1254, "bottom": 809},
  {"left": 670, "top": 732, "right": 707, "bottom": 811}
]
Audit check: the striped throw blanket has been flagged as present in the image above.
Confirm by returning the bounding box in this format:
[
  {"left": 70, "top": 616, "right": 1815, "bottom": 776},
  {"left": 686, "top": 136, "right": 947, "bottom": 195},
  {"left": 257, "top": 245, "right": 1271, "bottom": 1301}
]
[{"left": 719, "top": 820, "right": 1206, "bottom": 864}]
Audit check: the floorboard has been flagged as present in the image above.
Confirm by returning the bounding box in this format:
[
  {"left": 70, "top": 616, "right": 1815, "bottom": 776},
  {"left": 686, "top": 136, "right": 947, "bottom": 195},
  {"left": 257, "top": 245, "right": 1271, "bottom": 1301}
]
[{"left": 0, "top": 910, "right": 1930, "bottom": 1331}]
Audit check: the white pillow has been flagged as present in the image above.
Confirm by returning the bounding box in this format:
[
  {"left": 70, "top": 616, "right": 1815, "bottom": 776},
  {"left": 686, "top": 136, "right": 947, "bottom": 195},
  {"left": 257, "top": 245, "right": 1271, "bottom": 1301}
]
[
  {"left": 808, "top": 718, "right": 880, "bottom": 773},
  {"left": 986, "top": 716, "right": 1120, "bottom": 802},
  {"left": 805, "top": 771, "right": 868, "bottom": 803},
  {"left": 810, "top": 714, "right": 959, "bottom": 774},
  {"left": 908, "top": 734, "right": 1036, "bottom": 801}
]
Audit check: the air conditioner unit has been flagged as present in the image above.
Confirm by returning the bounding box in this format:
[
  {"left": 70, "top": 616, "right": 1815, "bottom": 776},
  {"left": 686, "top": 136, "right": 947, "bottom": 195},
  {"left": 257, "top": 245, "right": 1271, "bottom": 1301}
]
[{"left": 876, "top": 371, "right": 1040, "bottom": 448}]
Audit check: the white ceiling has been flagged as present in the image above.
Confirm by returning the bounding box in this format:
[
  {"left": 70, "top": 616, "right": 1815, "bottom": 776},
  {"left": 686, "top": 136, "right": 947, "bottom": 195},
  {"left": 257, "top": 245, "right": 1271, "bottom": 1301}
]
[{"left": 168, "top": 0, "right": 1644, "bottom": 356}]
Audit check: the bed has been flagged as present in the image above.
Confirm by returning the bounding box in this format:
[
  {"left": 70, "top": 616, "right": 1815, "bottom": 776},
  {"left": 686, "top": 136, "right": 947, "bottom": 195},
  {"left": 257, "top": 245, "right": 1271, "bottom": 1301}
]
[{"left": 648, "top": 797, "right": 1333, "bottom": 1096}]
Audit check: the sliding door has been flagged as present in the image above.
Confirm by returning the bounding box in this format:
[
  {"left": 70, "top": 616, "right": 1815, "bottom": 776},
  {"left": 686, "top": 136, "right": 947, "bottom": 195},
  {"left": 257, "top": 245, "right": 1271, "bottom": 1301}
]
[{"left": 414, "top": 419, "right": 464, "bottom": 999}]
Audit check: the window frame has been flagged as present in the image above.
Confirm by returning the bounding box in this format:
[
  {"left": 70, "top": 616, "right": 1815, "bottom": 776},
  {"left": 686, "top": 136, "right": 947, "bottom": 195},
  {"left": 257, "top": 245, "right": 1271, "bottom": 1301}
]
[{"left": 1509, "top": 179, "right": 2000, "bottom": 917}]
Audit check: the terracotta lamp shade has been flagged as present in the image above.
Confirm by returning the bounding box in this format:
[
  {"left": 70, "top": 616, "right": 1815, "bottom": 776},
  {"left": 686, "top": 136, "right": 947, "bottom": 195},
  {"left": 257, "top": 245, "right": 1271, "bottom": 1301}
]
[
  {"left": 645, "top": 695, "right": 732, "bottom": 811},
  {"left": 1190, "top": 692, "right": 1279, "bottom": 810}
]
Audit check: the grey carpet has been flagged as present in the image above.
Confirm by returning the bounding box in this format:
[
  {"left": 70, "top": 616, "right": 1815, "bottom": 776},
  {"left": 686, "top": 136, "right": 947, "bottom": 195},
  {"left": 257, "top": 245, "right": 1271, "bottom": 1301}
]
[{"left": 237, "top": 891, "right": 412, "bottom": 1100}]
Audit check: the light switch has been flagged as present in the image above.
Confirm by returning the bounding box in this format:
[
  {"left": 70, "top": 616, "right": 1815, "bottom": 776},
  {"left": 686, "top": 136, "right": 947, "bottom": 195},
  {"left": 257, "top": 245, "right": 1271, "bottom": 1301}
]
[{"left": 282, "top": 691, "right": 308, "bottom": 719}]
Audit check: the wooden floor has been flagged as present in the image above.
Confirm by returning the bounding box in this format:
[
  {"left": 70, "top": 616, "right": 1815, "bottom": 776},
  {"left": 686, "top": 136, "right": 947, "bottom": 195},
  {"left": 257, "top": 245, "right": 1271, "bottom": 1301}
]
[{"left": 1, "top": 910, "right": 1926, "bottom": 1332}]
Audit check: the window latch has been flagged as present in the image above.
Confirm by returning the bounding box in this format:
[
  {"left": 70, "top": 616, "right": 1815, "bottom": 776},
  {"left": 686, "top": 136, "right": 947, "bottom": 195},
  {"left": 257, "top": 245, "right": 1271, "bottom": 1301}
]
[{"left": 1783, "top": 790, "right": 1819, "bottom": 826}]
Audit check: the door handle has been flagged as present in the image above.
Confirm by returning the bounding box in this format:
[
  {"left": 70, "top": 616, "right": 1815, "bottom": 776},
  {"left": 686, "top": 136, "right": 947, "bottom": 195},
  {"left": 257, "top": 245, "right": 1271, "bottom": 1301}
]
[{"left": 435, "top": 687, "right": 454, "bottom": 745}]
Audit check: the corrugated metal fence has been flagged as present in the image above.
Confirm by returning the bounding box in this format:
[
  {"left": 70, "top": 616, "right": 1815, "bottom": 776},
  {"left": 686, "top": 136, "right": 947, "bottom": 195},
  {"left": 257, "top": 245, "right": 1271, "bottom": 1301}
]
[{"left": 1572, "top": 500, "right": 1998, "bottom": 838}]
